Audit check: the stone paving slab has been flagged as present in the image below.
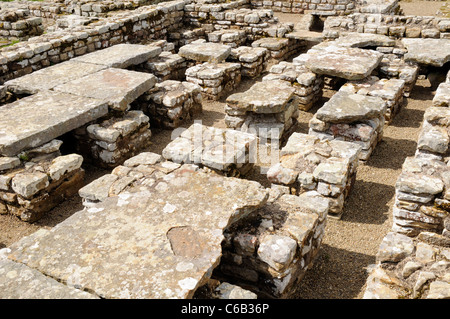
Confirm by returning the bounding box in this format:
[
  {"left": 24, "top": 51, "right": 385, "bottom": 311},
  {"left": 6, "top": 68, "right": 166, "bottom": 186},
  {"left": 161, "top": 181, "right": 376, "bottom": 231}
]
[
  {"left": 6, "top": 166, "right": 268, "bottom": 299},
  {"left": 402, "top": 38, "right": 450, "bottom": 67},
  {"left": 315, "top": 91, "right": 387, "bottom": 123},
  {"left": 53, "top": 68, "right": 157, "bottom": 111},
  {"left": 178, "top": 42, "right": 232, "bottom": 63},
  {"left": 226, "top": 80, "right": 295, "bottom": 114},
  {"left": 0, "top": 91, "right": 108, "bottom": 157},
  {"left": 303, "top": 46, "right": 383, "bottom": 80},
  {"left": 0, "top": 257, "right": 99, "bottom": 299},
  {"left": 4, "top": 60, "right": 107, "bottom": 95},
  {"left": 72, "top": 43, "right": 162, "bottom": 68},
  {"left": 332, "top": 32, "right": 395, "bottom": 48}
]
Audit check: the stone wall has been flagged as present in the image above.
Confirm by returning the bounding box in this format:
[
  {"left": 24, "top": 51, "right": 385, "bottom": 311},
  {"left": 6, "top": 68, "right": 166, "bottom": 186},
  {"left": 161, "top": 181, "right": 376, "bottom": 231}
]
[
  {"left": 0, "top": 0, "right": 186, "bottom": 84},
  {"left": 250, "top": 0, "right": 355, "bottom": 15},
  {"left": 324, "top": 13, "right": 450, "bottom": 39},
  {"left": 0, "top": 9, "right": 44, "bottom": 41}
]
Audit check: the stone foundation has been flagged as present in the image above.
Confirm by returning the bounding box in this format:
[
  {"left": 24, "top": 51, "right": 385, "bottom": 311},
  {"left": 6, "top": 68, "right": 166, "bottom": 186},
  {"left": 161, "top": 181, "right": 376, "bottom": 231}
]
[
  {"left": 185, "top": 62, "right": 241, "bottom": 101},
  {"left": 162, "top": 123, "right": 257, "bottom": 176},
  {"left": 215, "top": 190, "right": 329, "bottom": 298},
  {"left": 0, "top": 140, "right": 84, "bottom": 222},
  {"left": 134, "top": 80, "right": 203, "bottom": 129},
  {"left": 340, "top": 76, "right": 405, "bottom": 124},
  {"left": 309, "top": 90, "right": 387, "bottom": 161},
  {"left": 266, "top": 132, "right": 361, "bottom": 218},
  {"left": 375, "top": 54, "right": 419, "bottom": 97},
  {"left": 251, "top": 37, "right": 305, "bottom": 65},
  {"left": 262, "top": 61, "right": 324, "bottom": 111},
  {"left": 364, "top": 231, "right": 450, "bottom": 299},
  {"left": 227, "top": 46, "right": 270, "bottom": 78},
  {"left": 72, "top": 111, "right": 152, "bottom": 169},
  {"left": 225, "top": 80, "right": 298, "bottom": 144}
]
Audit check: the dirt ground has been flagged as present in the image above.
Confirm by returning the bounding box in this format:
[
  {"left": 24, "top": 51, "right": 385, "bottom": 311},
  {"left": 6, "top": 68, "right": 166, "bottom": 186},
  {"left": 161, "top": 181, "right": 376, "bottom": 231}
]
[{"left": 0, "top": 0, "right": 446, "bottom": 299}]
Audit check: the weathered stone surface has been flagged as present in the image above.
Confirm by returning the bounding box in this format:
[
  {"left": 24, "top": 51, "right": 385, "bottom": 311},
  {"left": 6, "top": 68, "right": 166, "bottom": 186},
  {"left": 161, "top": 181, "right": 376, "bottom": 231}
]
[
  {"left": 8, "top": 166, "right": 268, "bottom": 299},
  {"left": 376, "top": 232, "right": 415, "bottom": 263},
  {"left": 73, "top": 43, "right": 162, "bottom": 68},
  {"left": 0, "top": 257, "right": 98, "bottom": 299},
  {"left": 162, "top": 123, "right": 256, "bottom": 175},
  {"left": 53, "top": 68, "right": 157, "bottom": 111},
  {"left": 48, "top": 154, "right": 83, "bottom": 181},
  {"left": 11, "top": 171, "right": 49, "bottom": 199},
  {"left": 267, "top": 132, "right": 360, "bottom": 218},
  {"left": 0, "top": 91, "right": 108, "bottom": 157},
  {"left": 332, "top": 32, "right": 396, "bottom": 48},
  {"left": 304, "top": 46, "right": 383, "bottom": 80},
  {"left": 226, "top": 80, "right": 295, "bottom": 114},
  {"left": 402, "top": 38, "right": 450, "bottom": 67},
  {"left": 78, "top": 173, "right": 119, "bottom": 202},
  {"left": 0, "top": 157, "right": 20, "bottom": 172},
  {"left": 315, "top": 91, "right": 386, "bottom": 123},
  {"left": 178, "top": 42, "right": 231, "bottom": 63},
  {"left": 432, "top": 83, "right": 450, "bottom": 108},
  {"left": 4, "top": 61, "right": 106, "bottom": 95}
]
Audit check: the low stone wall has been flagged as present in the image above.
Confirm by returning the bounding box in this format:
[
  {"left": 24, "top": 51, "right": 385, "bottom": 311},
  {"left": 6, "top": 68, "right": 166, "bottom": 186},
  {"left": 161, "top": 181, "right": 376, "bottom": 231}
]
[
  {"left": 266, "top": 132, "right": 360, "bottom": 219},
  {"left": 0, "top": 9, "right": 44, "bottom": 41},
  {"left": 72, "top": 110, "right": 153, "bottom": 169},
  {"left": 0, "top": 140, "right": 84, "bottom": 222},
  {"left": 364, "top": 105, "right": 450, "bottom": 299},
  {"left": 0, "top": 0, "right": 186, "bottom": 84},
  {"left": 263, "top": 61, "right": 323, "bottom": 111},
  {"left": 364, "top": 231, "right": 450, "bottom": 299},
  {"left": 324, "top": 13, "right": 450, "bottom": 39},
  {"left": 133, "top": 80, "right": 203, "bottom": 129},
  {"left": 250, "top": 0, "right": 355, "bottom": 15}
]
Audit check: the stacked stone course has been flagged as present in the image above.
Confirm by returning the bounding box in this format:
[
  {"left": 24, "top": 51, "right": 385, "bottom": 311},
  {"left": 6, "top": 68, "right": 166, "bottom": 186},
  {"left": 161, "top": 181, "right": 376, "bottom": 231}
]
[
  {"left": 133, "top": 80, "right": 203, "bottom": 129},
  {"left": 0, "top": 140, "right": 84, "bottom": 222},
  {"left": 0, "top": 9, "right": 44, "bottom": 41},
  {"left": 266, "top": 132, "right": 361, "bottom": 218},
  {"left": 262, "top": 61, "right": 323, "bottom": 111}
]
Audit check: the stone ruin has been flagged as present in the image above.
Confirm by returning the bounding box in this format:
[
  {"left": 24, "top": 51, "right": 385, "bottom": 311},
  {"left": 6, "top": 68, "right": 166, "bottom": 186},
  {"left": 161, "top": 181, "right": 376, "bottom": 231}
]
[{"left": 0, "top": 0, "right": 449, "bottom": 300}]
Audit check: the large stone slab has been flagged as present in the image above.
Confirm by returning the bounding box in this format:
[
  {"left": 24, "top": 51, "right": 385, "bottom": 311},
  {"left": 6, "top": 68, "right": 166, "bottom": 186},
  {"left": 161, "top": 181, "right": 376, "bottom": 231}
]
[
  {"left": 4, "top": 60, "right": 107, "bottom": 95},
  {"left": 304, "top": 46, "right": 383, "bottom": 80},
  {"left": 333, "top": 32, "right": 396, "bottom": 48},
  {"left": 402, "top": 38, "right": 450, "bottom": 67},
  {"left": 53, "top": 68, "right": 157, "bottom": 111},
  {"left": 0, "top": 257, "right": 99, "bottom": 299},
  {"left": 0, "top": 91, "right": 108, "bottom": 157},
  {"left": 6, "top": 166, "right": 268, "bottom": 299},
  {"left": 226, "top": 80, "right": 295, "bottom": 114},
  {"left": 178, "top": 42, "right": 231, "bottom": 63},
  {"left": 315, "top": 91, "right": 387, "bottom": 123},
  {"left": 72, "top": 43, "right": 162, "bottom": 68}
]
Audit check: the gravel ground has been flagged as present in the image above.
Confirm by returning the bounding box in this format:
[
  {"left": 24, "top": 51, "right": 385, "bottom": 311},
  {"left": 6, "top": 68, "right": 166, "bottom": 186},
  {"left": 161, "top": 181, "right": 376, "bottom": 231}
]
[{"left": 0, "top": 0, "right": 443, "bottom": 299}]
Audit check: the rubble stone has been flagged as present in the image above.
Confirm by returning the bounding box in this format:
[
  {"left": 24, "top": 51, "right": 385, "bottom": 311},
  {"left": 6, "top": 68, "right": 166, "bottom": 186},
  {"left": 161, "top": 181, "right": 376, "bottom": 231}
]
[
  {"left": 267, "top": 132, "right": 360, "bottom": 218},
  {"left": 186, "top": 62, "right": 241, "bottom": 101},
  {"left": 225, "top": 80, "right": 297, "bottom": 143},
  {"left": 162, "top": 123, "right": 257, "bottom": 176}
]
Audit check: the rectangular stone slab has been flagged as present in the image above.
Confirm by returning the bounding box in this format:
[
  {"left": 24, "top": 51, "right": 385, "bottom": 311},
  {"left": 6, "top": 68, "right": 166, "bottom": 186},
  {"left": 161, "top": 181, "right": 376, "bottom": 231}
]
[
  {"left": 402, "top": 38, "right": 450, "bottom": 67},
  {"left": 178, "top": 42, "right": 231, "bottom": 63},
  {"left": 226, "top": 80, "right": 295, "bottom": 114},
  {"left": 72, "top": 43, "right": 162, "bottom": 68},
  {"left": 6, "top": 166, "right": 268, "bottom": 299},
  {"left": 315, "top": 91, "right": 387, "bottom": 123},
  {"left": 53, "top": 68, "right": 157, "bottom": 111},
  {"left": 304, "top": 46, "right": 383, "bottom": 80},
  {"left": 4, "top": 61, "right": 107, "bottom": 95},
  {"left": 0, "top": 91, "right": 108, "bottom": 156},
  {"left": 0, "top": 258, "right": 99, "bottom": 299}
]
